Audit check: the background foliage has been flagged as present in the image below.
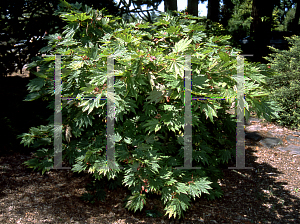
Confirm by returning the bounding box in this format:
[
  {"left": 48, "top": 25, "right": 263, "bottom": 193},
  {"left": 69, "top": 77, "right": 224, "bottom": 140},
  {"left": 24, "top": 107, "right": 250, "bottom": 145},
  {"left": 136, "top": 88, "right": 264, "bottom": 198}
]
[{"left": 265, "top": 35, "right": 300, "bottom": 130}]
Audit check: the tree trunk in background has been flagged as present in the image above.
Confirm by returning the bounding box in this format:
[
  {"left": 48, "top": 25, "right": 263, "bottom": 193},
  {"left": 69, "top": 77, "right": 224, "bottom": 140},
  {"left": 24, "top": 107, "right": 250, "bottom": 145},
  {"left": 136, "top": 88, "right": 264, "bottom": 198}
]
[
  {"left": 187, "top": 0, "right": 198, "bottom": 16},
  {"left": 220, "top": 0, "right": 235, "bottom": 28},
  {"left": 288, "top": 0, "right": 300, "bottom": 35},
  {"left": 164, "top": 0, "right": 177, "bottom": 15},
  {"left": 207, "top": 0, "right": 220, "bottom": 22},
  {"left": 250, "top": 0, "right": 274, "bottom": 63}
]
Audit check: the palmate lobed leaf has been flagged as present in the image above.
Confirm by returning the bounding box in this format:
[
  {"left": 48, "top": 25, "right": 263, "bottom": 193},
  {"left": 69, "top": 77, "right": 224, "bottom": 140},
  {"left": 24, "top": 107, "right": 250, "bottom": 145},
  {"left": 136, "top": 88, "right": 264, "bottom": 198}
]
[
  {"left": 173, "top": 38, "right": 193, "bottom": 53},
  {"left": 146, "top": 89, "right": 165, "bottom": 104}
]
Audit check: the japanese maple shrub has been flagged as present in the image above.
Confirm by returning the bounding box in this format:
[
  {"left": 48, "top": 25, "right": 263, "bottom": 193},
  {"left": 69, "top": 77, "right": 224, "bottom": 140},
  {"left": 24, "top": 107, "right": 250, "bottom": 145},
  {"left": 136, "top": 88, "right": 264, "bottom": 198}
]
[{"left": 18, "top": 1, "right": 281, "bottom": 219}]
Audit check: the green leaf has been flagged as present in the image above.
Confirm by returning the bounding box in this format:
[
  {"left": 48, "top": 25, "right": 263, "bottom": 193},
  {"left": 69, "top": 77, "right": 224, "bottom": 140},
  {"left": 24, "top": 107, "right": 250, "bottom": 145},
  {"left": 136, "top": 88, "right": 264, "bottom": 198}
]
[
  {"left": 168, "top": 56, "right": 185, "bottom": 79},
  {"left": 77, "top": 13, "right": 92, "bottom": 21},
  {"left": 58, "top": 40, "right": 80, "bottom": 46},
  {"left": 146, "top": 90, "right": 165, "bottom": 104},
  {"left": 142, "top": 119, "right": 161, "bottom": 134},
  {"left": 201, "top": 103, "right": 218, "bottom": 122},
  {"left": 124, "top": 192, "right": 147, "bottom": 212},
  {"left": 27, "top": 78, "right": 45, "bottom": 92},
  {"left": 59, "top": 0, "right": 72, "bottom": 8},
  {"left": 60, "top": 13, "right": 78, "bottom": 22},
  {"left": 219, "top": 51, "right": 230, "bottom": 62},
  {"left": 80, "top": 83, "right": 95, "bottom": 93},
  {"left": 68, "top": 60, "right": 83, "bottom": 70},
  {"left": 87, "top": 100, "right": 95, "bottom": 115},
  {"left": 81, "top": 100, "right": 90, "bottom": 113},
  {"left": 143, "top": 104, "right": 157, "bottom": 117},
  {"left": 173, "top": 38, "right": 192, "bottom": 53},
  {"left": 24, "top": 92, "right": 41, "bottom": 101}
]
